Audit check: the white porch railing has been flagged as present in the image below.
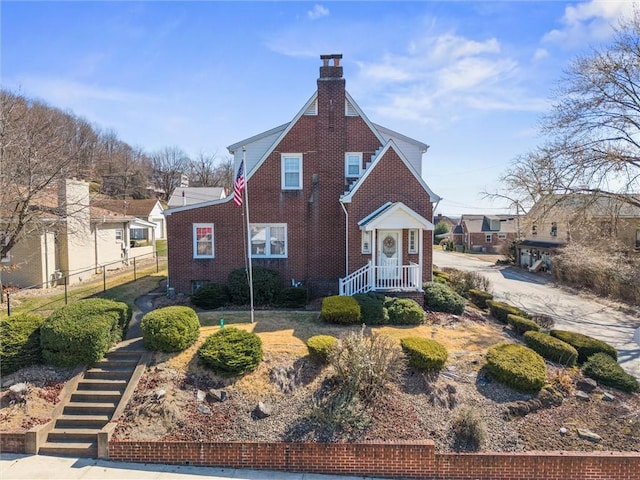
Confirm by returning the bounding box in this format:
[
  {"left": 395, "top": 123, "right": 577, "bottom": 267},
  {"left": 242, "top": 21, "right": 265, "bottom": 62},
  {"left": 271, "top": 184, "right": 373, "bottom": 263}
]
[{"left": 339, "top": 261, "right": 421, "bottom": 296}]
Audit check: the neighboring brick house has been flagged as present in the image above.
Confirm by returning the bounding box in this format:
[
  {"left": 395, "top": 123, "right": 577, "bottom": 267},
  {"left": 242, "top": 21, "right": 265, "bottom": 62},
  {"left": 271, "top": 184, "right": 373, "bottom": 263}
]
[
  {"left": 164, "top": 54, "right": 441, "bottom": 299},
  {"left": 455, "top": 214, "right": 518, "bottom": 253},
  {"left": 517, "top": 194, "right": 640, "bottom": 270}
]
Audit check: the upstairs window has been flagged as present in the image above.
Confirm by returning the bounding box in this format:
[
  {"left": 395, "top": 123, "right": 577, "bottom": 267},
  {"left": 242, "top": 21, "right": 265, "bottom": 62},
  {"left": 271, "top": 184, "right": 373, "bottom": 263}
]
[
  {"left": 193, "top": 223, "right": 214, "bottom": 258},
  {"left": 250, "top": 224, "right": 287, "bottom": 257},
  {"left": 282, "top": 154, "right": 302, "bottom": 190},
  {"left": 490, "top": 219, "right": 501, "bottom": 231},
  {"left": 345, "top": 153, "right": 362, "bottom": 179}
]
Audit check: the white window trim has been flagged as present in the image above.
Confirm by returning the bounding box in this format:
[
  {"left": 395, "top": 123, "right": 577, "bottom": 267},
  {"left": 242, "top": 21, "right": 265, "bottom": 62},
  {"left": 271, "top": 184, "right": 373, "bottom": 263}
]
[
  {"left": 408, "top": 229, "right": 418, "bottom": 254},
  {"left": 345, "top": 152, "right": 363, "bottom": 179},
  {"left": 498, "top": 233, "right": 507, "bottom": 240},
  {"left": 485, "top": 234, "right": 492, "bottom": 243},
  {"left": 115, "top": 229, "right": 123, "bottom": 242},
  {"left": 281, "top": 154, "right": 303, "bottom": 190},
  {"left": 250, "top": 223, "right": 288, "bottom": 258},
  {"left": 361, "top": 231, "right": 371, "bottom": 254},
  {"left": 193, "top": 223, "right": 215, "bottom": 259}
]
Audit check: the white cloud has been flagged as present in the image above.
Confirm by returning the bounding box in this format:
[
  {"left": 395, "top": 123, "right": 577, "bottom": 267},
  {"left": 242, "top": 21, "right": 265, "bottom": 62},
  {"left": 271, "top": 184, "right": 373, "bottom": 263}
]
[
  {"left": 543, "top": 0, "right": 636, "bottom": 47},
  {"left": 533, "top": 48, "right": 548, "bottom": 61},
  {"left": 307, "top": 4, "right": 329, "bottom": 21}
]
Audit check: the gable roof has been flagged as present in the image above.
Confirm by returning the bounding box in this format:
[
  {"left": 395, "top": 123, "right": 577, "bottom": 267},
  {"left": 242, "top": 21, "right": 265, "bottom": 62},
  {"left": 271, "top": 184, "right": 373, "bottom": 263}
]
[
  {"left": 93, "top": 198, "right": 161, "bottom": 217},
  {"left": 528, "top": 193, "right": 640, "bottom": 220},
  {"left": 460, "top": 214, "right": 518, "bottom": 234},
  {"left": 340, "top": 139, "right": 441, "bottom": 203},
  {"left": 358, "top": 201, "right": 434, "bottom": 231},
  {"left": 167, "top": 187, "right": 227, "bottom": 208}
]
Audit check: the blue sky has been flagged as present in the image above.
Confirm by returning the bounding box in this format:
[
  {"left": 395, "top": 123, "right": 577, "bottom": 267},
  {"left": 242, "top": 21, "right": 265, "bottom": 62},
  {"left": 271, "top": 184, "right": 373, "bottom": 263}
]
[{"left": 1, "top": 1, "right": 635, "bottom": 215}]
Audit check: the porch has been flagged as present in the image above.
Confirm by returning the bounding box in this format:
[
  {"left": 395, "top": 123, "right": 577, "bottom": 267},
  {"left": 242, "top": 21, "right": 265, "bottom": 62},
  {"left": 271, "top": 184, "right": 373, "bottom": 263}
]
[{"left": 339, "top": 261, "right": 422, "bottom": 296}]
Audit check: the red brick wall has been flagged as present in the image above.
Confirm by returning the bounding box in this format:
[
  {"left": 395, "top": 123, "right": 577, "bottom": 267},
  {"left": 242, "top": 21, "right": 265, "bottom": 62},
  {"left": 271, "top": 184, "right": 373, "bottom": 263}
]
[
  {"left": 108, "top": 440, "right": 640, "bottom": 480},
  {"left": 0, "top": 432, "right": 25, "bottom": 453}
]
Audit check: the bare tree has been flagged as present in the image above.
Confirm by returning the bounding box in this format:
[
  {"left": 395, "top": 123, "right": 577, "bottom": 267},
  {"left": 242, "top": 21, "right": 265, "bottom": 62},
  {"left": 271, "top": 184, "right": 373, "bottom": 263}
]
[
  {"left": 151, "top": 146, "right": 189, "bottom": 201},
  {"left": 189, "top": 151, "right": 218, "bottom": 187},
  {"left": 213, "top": 155, "right": 234, "bottom": 191},
  {"left": 492, "top": 12, "right": 640, "bottom": 211}
]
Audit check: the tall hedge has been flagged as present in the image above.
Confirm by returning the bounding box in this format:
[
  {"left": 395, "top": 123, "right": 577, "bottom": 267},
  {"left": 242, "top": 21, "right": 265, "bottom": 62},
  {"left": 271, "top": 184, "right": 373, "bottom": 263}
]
[
  {"left": 227, "top": 267, "right": 281, "bottom": 306},
  {"left": 41, "top": 299, "right": 126, "bottom": 367},
  {"left": 141, "top": 306, "right": 200, "bottom": 352},
  {"left": 550, "top": 330, "right": 617, "bottom": 364},
  {"left": 0, "top": 312, "right": 45, "bottom": 375}
]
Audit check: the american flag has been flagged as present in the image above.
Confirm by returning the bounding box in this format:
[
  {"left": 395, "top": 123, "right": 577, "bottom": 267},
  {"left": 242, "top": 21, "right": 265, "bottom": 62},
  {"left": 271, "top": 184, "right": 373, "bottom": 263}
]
[{"left": 233, "top": 160, "right": 245, "bottom": 206}]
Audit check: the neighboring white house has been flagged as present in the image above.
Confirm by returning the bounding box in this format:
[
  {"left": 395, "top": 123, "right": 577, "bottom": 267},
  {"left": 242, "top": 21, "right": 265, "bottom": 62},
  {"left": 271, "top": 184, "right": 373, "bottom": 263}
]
[
  {"left": 93, "top": 198, "right": 166, "bottom": 240},
  {"left": 167, "top": 187, "right": 227, "bottom": 208}
]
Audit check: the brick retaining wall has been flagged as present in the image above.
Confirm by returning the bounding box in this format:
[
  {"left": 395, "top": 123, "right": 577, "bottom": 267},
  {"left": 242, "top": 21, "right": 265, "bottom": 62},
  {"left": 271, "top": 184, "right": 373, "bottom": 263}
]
[
  {"left": 107, "top": 440, "right": 640, "bottom": 480},
  {"left": 0, "top": 433, "right": 26, "bottom": 453}
]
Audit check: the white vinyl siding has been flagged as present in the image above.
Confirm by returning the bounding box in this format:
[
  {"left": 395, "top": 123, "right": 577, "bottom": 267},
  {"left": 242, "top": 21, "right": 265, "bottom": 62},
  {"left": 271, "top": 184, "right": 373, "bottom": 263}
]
[
  {"left": 408, "top": 229, "right": 418, "bottom": 254},
  {"left": 281, "top": 154, "right": 302, "bottom": 190},
  {"left": 251, "top": 224, "right": 287, "bottom": 258},
  {"left": 345, "top": 153, "right": 362, "bottom": 179},
  {"left": 193, "top": 223, "right": 214, "bottom": 258},
  {"left": 345, "top": 99, "right": 358, "bottom": 116},
  {"left": 304, "top": 99, "right": 318, "bottom": 115}
]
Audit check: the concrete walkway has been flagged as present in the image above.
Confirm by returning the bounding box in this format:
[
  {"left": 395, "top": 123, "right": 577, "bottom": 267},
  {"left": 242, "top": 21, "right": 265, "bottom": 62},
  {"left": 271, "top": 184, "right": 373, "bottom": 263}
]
[{"left": 0, "top": 454, "right": 382, "bottom": 480}]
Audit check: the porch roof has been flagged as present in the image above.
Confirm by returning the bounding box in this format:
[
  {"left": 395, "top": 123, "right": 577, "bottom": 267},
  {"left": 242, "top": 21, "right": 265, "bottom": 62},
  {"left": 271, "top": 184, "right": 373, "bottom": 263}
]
[{"left": 358, "top": 202, "right": 434, "bottom": 231}]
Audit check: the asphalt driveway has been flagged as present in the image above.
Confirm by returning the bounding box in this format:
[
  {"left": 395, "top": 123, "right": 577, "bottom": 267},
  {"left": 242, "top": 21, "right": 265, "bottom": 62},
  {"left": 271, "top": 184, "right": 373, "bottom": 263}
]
[{"left": 433, "top": 250, "right": 640, "bottom": 380}]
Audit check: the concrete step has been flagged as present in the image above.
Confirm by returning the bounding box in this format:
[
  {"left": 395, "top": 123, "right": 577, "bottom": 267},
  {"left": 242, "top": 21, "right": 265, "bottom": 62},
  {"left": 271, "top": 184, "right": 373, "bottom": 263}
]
[
  {"left": 55, "top": 414, "right": 110, "bottom": 429},
  {"left": 63, "top": 402, "right": 116, "bottom": 416},
  {"left": 39, "top": 441, "right": 97, "bottom": 458},
  {"left": 84, "top": 367, "right": 134, "bottom": 380},
  {"left": 71, "top": 390, "right": 122, "bottom": 403},
  {"left": 47, "top": 428, "right": 101, "bottom": 442},
  {"left": 76, "top": 379, "right": 127, "bottom": 392},
  {"left": 96, "top": 357, "right": 139, "bottom": 369}
]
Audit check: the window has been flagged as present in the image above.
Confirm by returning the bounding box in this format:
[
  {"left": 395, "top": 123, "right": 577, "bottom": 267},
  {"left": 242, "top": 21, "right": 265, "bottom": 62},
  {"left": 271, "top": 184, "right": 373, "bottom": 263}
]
[
  {"left": 550, "top": 222, "right": 558, "bottom": 237},
  {"left": 345, "top": 153, "right": 362, "bottom": 178},
  {"left": 193, "top": 223, "right": 214, "bottom": 258},
  {"left": 130, "top": 228, "right": 148, "bottom": 240},
  {"left": 115, "top": 229, "right": 123, "bottom": 242},
  {"left": 498, "top": 233, "right": 507, "bottom": 240},
  {"left": 361, "top": 231, "right": 371, "bottom": 254},
  {"left": 485, "top": 234, "right": 492, "bottom": 243},
  {"left": 490, "top": 219, "right": 501, "bottom": 231},
  {"left": 531, "top": 225, "right": 537, "bottom": 236},
  {"left": 250, "top": 224, "right": 287, "bottom": 257},
  {"left": 408, "top": 229, "right": 418, "bottom": 254},
  {"left": 281, "top": 154, "right": 302, "bottom": 190}
]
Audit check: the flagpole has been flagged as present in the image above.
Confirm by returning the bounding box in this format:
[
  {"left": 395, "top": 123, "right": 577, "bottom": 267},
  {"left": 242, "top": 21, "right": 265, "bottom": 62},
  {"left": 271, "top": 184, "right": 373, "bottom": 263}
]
[{"left": 242, "top": 146, "right": 255, "bottom": 324}]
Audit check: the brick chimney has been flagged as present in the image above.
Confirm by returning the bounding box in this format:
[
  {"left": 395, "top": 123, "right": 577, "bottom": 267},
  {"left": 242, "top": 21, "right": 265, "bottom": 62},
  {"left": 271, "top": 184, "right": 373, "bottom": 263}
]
[
  {"left": 319, "top": 53, "right": 343, "bottom": 78},
  {"left": 317, "top": 54, "right": 345, "bottom": 132}
]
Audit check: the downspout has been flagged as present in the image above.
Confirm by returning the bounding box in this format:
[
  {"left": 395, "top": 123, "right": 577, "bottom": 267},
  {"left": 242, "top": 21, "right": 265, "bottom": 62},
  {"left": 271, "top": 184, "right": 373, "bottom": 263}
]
[
  {"left": 44, "top": 228, "right": 49, "bottom": 288},
  {"left": 340, "top": 200, "right": 349, "bottom": 277}
]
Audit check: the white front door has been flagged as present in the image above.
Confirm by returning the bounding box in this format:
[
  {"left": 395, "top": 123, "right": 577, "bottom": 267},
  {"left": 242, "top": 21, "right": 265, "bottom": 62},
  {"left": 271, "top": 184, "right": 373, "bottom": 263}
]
[{"left": 377, "top": 230, "right": 401, "bottom": 282}]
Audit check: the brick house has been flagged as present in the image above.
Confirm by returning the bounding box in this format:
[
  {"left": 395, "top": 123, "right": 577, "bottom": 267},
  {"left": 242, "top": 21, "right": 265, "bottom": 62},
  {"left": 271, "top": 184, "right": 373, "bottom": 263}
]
[
  {"left": 164, "top": 54, "right": 441, "bottom": 299},
  {"left": 455, "top": 214, "right": 519, "bottom": 253}
]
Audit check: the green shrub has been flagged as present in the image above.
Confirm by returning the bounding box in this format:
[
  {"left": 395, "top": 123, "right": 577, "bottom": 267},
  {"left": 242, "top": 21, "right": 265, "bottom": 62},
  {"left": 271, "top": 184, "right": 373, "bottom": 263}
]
[
  {"left": 198, "top": 327, "right": 263, "bottom": 377},
  {"left": 550, "top": 330, "right": 617, "bottom": 364},
  {"left": 433, "top": 275, "right": 449, "bottom": 285},
  {"left": 191, "top": 283, "right": 229, "bottom": 309},
  {"left": 306, "top": 335, "right": 337, "bottom": 364},
  {"left": 433, "top": 269, "right": 450, "bottom": 282},
  {"left": 582, "top": 353, "right": 639, "bottom": 392},
  {"left": 141, "top": 306, "right": 200, "bottom": 352},
  {"left": 468, "top": 289, "right": 493, "bottom": 310},
  {"left": 401, "top": 337, "right": 448, "bottom": 372},
  {"left": 227, "top": 267, "right": 281, "bottom": 306},
  {"left": 485, "top": 342, "right": 546, "bottom": 392},
  {"left": 423, "top": 282, "right": 466, "bottom": 314},
  {"left": 486, "top": 300, "right": 528, "bottom": 324},
  {"left": 321, "top": 295, "right": 361, "bottom": 325},
  {"left": 276, "top": 287, "right": 308, "bottom": 308},
  {"left": 353, "top": 292, "right": 388, "bottom": 325},
  {"left": 523, "top": 331, "right": 578, "bottom": 367},
  {"left": 507, "top": 314, "right": 541, "bottom": 335},
  {"left": 385, "top": 297, "right": 425, "bottom": 325},
  {"left": 57, "top": 298, "right": 131, "bottom": 337},
  {"left": 41, "top": 304, "right": 121, "bottom": 367},
  {"left": 443, "top": 268, "right": 492, "bottom": 298},
  {"left": 0, "top": 313, "right": 45, "bottom": 375}
]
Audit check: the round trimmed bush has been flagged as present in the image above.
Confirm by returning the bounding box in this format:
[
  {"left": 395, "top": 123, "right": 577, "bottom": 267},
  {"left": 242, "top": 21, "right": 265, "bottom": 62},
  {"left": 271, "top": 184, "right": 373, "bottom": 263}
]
[
  {"left": 353, "top": 292, "right": 388, "bottom": 325},
  {"left": 550, "top": 330, "right": 617, "bottom": 364},
  {"left": 507, "top": 314, "right": 541, "bottom": 335},
  {"left": 191, "top": 283, "right": 229, "bottom": 309},
  {"left": 198, "top": 327, "right": 263, "bottom": 377},
  {"left": 41, "top": 303, "right": 122, "bottom": 367},
  {"left": 227, "top": 267, "right": 281, "bottom": 306},
  {"left": 423, "top": 282, "right": 465, "bottom": 314},
  {"left": 306, "top": 335, "right": 337, "bottom": 364},
  {"left": 486, "top": 342, "right": 546, "bottom": 392},
  {"left": 523, "top": 331, "right": 578, "bottom": 367},
  {"left": 582, "top": 353, "right": 638, "bottom": 393},
  {"left": 385, "top": 297, "right": 425, "bottom": 325},
  {"left": 486, "top": 300, "right": 529, "bottom": 324},
  {"left": 401, "top": 336, "right": 448, "bottom": 372},
  {"left": 321, "top": 295, "right": 361, "bottom": 325},
  {"left": 0, "top": 312, "right": 45, "bottom": 375},
  {"left": 468, "top": 289, "right": 493, "bottom": 310},
  {"left": 141, "top": 306, "right": 200, "bottom": 352}
]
